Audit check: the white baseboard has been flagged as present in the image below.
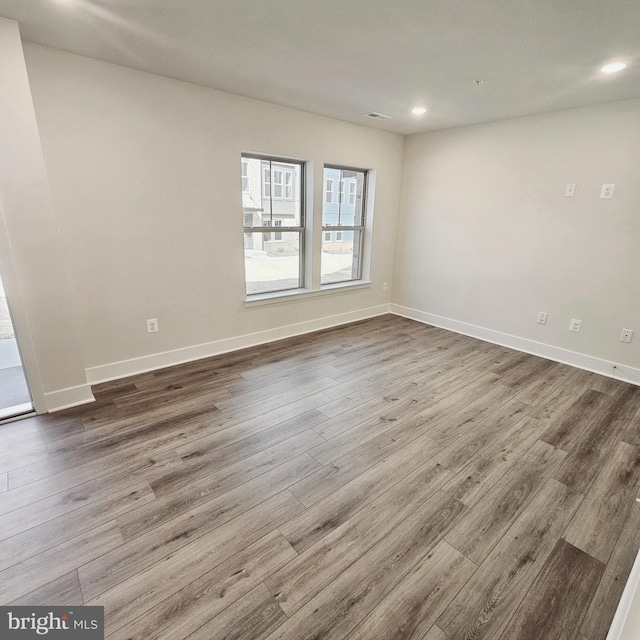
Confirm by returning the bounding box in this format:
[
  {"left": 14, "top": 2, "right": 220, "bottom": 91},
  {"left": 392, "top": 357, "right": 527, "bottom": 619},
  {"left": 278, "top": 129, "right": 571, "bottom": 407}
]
[
  {"left": 390, "top": 304, "right": 640, "bottom": 387},
  {"left": 606, "top": 548, "right": 640, "bottom": 640},
  {"left": 44, "top": 383, "right": 95, "bottom": 412},
  {"left": 86, "top": 305, "right": 391, "bottom": 385}
]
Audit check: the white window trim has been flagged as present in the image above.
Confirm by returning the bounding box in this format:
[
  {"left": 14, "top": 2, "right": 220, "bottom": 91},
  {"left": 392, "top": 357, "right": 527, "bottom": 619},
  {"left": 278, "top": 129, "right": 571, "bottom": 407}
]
[{"left": 245, "top": 280, "right": 372, "bottom": 307}]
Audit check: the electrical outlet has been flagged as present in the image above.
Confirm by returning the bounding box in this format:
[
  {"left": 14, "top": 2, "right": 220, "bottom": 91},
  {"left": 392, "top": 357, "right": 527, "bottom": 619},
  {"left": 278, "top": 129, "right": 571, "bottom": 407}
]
[
  {"left": 147, "top": 318, "right": 159, "bottom": 333},
  {"left": 569, "top": 319, "right": 582, "bottom": 332},
  {"left": 383, "top": 282, "right": 388, "bottom": 292},
  {"left": 537, "top": 312, "right": 548, "bottom": 325},
  {"left": 564, "top": 184, "right": 576, "bottom": 198},
  {"left": 620, "top": 329, "right": 634, "bottom": 343},
  {"left": 600, "top": 183, "right": 615, "bottom": 199}
]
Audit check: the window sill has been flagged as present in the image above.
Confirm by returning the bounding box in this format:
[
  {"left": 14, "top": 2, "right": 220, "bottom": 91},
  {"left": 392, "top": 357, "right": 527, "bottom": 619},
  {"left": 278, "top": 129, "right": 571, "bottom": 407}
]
[{"left": 244, "top": 280, "right": 372, "bottom": 307}]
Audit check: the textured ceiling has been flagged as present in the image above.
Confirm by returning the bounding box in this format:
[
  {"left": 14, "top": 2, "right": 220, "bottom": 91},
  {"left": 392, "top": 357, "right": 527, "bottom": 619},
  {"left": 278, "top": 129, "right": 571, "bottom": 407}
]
[{"left": 1, "top": 0, "right": 639, "bottom": 134}]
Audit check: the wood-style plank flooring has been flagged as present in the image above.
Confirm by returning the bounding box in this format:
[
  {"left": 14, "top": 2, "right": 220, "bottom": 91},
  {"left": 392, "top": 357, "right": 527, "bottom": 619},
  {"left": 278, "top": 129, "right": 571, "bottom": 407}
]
[{"left": 1, "top": 314, "right": 640, "bottom": 640}]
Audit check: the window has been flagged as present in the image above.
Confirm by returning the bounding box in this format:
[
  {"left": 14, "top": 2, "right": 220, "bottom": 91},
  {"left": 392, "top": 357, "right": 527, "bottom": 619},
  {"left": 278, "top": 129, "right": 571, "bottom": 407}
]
[
  {"left": 263, "top": 167, "right": 271, "bottom": 198},
  {"left": 241, "top": 155, "right": 304, "bottom": 295},
  {"left": 273, "top": 170, "right": 283, "bottom": 198},
  {"left": 285, "top": 173, "right": 293, "bottom": 199},
  {"left": 321, "top": 166, "right": 367, "bottom": 285},
  {"left": 325, "top": 179, "right": 334, "bottom": 204},
  {"left": 270, "top": 169, "right": 294, "bottom": 200},
  {"left": 262, "top": 220, "right": 272, "bottom": 242},
  {"left": 241, "top": 161, "right": 249, "bottom": 192}
]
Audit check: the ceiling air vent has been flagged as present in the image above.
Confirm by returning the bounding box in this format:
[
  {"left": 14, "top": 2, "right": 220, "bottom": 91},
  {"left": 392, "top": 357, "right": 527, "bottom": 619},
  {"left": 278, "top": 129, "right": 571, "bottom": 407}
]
[{"left": 365, "top": 112, "right": 392, "bottom": 120}]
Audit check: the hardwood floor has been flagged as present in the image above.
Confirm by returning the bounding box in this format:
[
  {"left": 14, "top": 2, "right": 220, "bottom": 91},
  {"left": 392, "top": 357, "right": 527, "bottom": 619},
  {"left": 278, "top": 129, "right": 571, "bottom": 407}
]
[{"left": 1, "top": 314, "right": 640, "bottom": 640}]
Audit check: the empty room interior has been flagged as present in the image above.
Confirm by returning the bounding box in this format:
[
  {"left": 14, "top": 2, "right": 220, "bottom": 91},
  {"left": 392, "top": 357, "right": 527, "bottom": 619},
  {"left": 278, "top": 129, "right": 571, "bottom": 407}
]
[{"left": 0, "top": 1, "right": 640, "bottom": 639}]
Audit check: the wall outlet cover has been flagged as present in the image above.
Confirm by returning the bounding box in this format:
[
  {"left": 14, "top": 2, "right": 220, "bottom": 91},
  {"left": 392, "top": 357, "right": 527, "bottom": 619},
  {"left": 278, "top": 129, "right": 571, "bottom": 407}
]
[
  {"left": 620, "top": 329, "right": 634, "bottom": 343},
  {"left": 600, "top": 183, "right": 615, "bottom": 199}
]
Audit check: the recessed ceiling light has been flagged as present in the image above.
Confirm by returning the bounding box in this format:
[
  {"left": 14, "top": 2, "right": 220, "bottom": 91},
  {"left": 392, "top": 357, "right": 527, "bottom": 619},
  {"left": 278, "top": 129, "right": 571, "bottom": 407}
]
[
  {"left": 601, "top": 62, "right": 627, "bottom": 74},
  {"left": 412, "top": 107, "right": 427, "bottom": 116}
]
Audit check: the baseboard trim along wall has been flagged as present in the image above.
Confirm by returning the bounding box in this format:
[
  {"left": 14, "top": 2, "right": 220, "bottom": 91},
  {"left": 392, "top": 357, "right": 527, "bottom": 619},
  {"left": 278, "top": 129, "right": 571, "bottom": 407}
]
[
  {"left": 85, "top": 302, "right": 640, "bottom": 388},
  {"left": 44, "top": 383, "right": 96, "bottom": 412},
  {"left": 606, "top": 549, "right": 640, "bottom": 640},
  {"left": 85, "top": 304, "right": 391, "bottom": 385},
  {"left": 390, "top": 304, "right": 640, "bottom": 387},
  {"left": 73, "top": 301, "right": 639, "bottom": 407}
]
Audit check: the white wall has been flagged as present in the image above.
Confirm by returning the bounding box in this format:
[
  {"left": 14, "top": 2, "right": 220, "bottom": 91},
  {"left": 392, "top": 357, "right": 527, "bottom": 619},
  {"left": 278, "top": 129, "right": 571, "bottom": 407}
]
[
  {"left": 393, "top": 100, "right": 640, "bottom": 383},
  {"left": 6, "top": 32, "right": 639, "bottom": 399},
  {"left": 0, "top": 19, "right": 92, "bottom": 411},
  {"left": 22, "top": 44, "right": 404, "bottom": 382}
]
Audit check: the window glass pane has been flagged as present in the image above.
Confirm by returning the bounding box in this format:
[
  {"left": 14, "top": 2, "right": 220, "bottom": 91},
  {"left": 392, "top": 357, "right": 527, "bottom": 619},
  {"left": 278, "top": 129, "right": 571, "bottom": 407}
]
[
  {"left": 322, "top": 167, "right": 365, "bottom": 226},
  {"left": 268, "top": 163, "right": 301, "bottom": 226},
  {"left": 242, "top": 158, "right": 270, "bottom": 220},
  {"left": 263, "top": 166, "right": 271, "bottom": 199},
  {"left": 273, "top": 170, "right": 283, "bottom": 198},
  {"left": 241, "top": 161, "right": 249, "bottom": 192},
  {"left": 243, "top": 157, "right": 303, "bottom": 227},
  {"left": 321, "top": 229, "right": 362, "bottom": 285},
  {"left": 241, "top": 155, "right": 304, "bottom": 296},
  {"left": 343, "top": 170, "right": 365, "bottom": 226},
  {"left": 243, "top": 231, "right": 301, "bottom": 295}
]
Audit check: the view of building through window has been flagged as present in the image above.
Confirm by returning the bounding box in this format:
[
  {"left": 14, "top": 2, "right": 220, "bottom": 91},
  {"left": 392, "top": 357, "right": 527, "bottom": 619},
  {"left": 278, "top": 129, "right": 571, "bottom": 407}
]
[
  {"left": 241, "top": 157, "right": 367, "bottom": 295},
  {"left": 321, "top": 166, "right": 367, "bottom": 285},
  {"left": 241, "top": 155, "right": 303, "bottom": 295}
]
